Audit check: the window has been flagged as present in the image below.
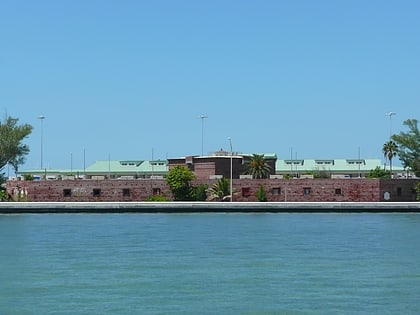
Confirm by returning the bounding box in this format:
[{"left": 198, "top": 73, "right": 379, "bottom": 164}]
[
  {"left": 123, "top": 188, "right": 131, "bottom": 197},
  {"left": 272, "top": 187, "right": 281, "bottom": 195},
  {"left": 303, "top": 187, "right": 311, "bottom": 195},
  {"left": 335, "top": 188, "right": 342, "bottom": 195},
  {"left": 315, "top": 160, "right": 334, "bottom": 165},
  {"left": 93, "top": 189, "right": 101, "bottom": 197},
  {"left": 153, "top": 188, "right": 161, "bottom": 195},
  {"left": 63, "top": 189, "right": 72, "bottom": 197},
  {"left": 397, "top": 187, "right": 402, "bottom": 196},
  {"left": 242, "top": 187, "right": 251, "bottom": 197}
]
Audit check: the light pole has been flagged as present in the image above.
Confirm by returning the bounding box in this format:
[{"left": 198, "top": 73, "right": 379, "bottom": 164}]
[
  {"left": 228, "top": 137, "right": 233, "bottom": 202},
  {"left": 385, "top": 111, "right": 396, "bottom": 138},
  {"left": 199, "top": 114, "right": 208, "bottom": 156},
  {"left": 38, "top": 115, "right": 45, "bottom": 170}
]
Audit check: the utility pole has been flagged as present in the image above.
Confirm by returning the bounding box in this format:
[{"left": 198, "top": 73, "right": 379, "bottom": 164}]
[
  {"left": 199, "top": 114, "right": 208, "bottom": 156},
  {"left": 38, "top": 115, "right": 45, "bottom": 170},
  {"left": 385, "top": 111, "right": 396, "bottom": 138}
]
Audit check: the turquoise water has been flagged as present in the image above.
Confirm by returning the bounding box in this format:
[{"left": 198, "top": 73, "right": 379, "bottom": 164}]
[{"left": 1, "top": 213, "right": 420, "bottom": 314}]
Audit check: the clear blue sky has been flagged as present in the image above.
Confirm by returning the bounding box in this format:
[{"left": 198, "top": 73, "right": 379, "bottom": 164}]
[{"left": 1, "top": 0, "right": 419, "bottom": 171}]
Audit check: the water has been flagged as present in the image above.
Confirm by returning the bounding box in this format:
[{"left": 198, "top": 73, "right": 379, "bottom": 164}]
[{"left": 1, "top": 213, "right": 419, "bottom": 314}]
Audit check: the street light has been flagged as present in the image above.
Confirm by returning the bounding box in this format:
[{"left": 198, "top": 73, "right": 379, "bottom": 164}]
[
  {"left": 38, "top": 115, "right": 45, "bottom": 170},
  {"left": 199, "top": 114, "right": 208, "bottom": 156},
  {"left": 228, "top": 137, "right": 233, "bottom": 202},
  {"left": 385, "top": 111, "right": 396, "bottom": 138}
]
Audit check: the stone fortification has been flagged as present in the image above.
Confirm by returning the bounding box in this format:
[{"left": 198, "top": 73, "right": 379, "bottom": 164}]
[{"left": 6, "top": 178, "right": 418, "bottom": 202}]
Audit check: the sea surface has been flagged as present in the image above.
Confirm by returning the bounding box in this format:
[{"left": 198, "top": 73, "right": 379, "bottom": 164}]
[{"left": 1, "top": 212, "right": 419, "bottom": 314}]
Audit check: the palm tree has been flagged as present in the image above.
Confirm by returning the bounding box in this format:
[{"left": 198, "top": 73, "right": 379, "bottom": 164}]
[
  {"left": 244, "top": 154, "right": 272, "bottom": 179},
  {"left": 382, "top": 140, "right": 398, "bottom": 178},
  {"left": 208, "top": 177, "right": 230, "bottom": 201}
]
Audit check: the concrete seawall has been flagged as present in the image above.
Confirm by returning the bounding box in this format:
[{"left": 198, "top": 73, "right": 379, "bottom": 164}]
[{"left": 1, "top": 202, "right": 420, "bottom": 214}]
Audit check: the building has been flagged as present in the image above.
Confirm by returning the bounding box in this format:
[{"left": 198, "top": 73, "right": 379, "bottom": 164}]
[
  {"left": 16, "top": 159, "right": 168, "bottom": 180},
  {"left": 167, "top": 150, "right": 277, "bottom": 180},
  {"left": 275, "top": 158, "right": 406, "bottom": 178},
  {"left": 16, "top": 154, "right": 408, "bottom": 181},
  {"left": 9, "top": 152, "right": 417, "bottom": 203}
]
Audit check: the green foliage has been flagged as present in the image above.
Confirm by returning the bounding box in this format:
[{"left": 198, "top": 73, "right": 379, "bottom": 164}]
[
  {"left": 391, "top": 119, "right": 420, "bottom": 177},
  {"left": 415, "top": 182, "right": 420, "bottom": 201},
  {"left": 145, "top": 194, "right": 169, "bottom": 202},
  {"left": 192, "top": 184, "right": 208, "bottom": 201},
  {"left": 382, "top": 140, "right": 398, "bottom": 175},
  {"left": 312, "top": 168, "right": 330, "bottom": 179},
  {"left": 0, "top": 115, "right": 33, "bottom": 174},
  {"left": 412, "top": 158, "right": 420, "bottom": 178},
  {"left": 208, "top": 178, "right": 230, "bottom": 201},
  {"left": 256, "top": 184, "right": 267, "bottom": 202},
  {"left": 166, "top": 165, "right": 195, "bottom": 201},
  {"left": 244, "top": 154, "right": 272, "bottom": 179},
  {"left": 0, "top": 189, "right": 8, "bottom": 201},
  {"left": 24, "top": 174, "right": 34, "bottom": 181},
  {"left": 367, "top": 166, "right": 390, "bottom": 179}
]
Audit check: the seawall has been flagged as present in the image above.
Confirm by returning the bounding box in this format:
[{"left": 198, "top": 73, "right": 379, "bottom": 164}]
[{"left": 1, "top": 202, "right": 420, "bottom": 214}]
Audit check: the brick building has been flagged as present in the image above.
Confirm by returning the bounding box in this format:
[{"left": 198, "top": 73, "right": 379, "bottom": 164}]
[{"left": 167, "top": 150, "right": 277, "bottom": 180}]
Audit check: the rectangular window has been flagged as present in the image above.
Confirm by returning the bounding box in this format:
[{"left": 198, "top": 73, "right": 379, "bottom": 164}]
[
  {"left": 123, "top": 188, "right": 131, "bottom": 197},
  {"left": 303, "top": 187, "right": 311, "bottom": 195},
  {"left": 93, "top": 188, "right": 101, "bottom": 197},
  {"left": 63, "top": 189, "right": 72, "bottom": 197},
  {"left": 153, "top": 188, "right": 161, "bottom": 195},
  {"left": 335, "top": 188, "right": 342, "bottom": 195},
  {"left": 397, "top": 187, "right": 402, "bottom": 196},
  {"left": 272, "top": 187, "right": 281, "bottom": 195},
  {"left": 242, "top": 187, "right": 251, "bottom": 197}
]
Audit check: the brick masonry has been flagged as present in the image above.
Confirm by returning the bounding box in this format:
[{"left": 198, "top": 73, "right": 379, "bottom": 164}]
[{"left": 7, "top": 178, "right": 418, "bottom": 202}]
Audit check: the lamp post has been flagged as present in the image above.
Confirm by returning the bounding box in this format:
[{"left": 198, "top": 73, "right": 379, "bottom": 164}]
[
  {"left": 385, "top": 111, "right": 396, "bottom": 138},
  {"left": 199, "top": 114, "right": 208, "bottom": 156},
  {"left": 228, "top": 137, "right": 233, "bottom": 202},
  {"left": 38, "top": 115, "right": 45, "bottom": 170}
]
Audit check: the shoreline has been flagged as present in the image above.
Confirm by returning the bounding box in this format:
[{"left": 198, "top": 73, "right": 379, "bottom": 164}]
[{"left": 1, "top": 201, "right": 420, "bottom": 214}]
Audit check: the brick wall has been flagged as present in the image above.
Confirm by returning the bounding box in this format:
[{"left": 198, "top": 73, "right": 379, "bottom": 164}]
[{"left": 7, "top": 178, "right": 418, "bottom": 202}]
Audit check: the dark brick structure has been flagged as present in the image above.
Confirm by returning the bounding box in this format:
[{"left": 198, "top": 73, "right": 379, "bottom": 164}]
[
  {"left": 168, "top": 156, "right": 245, "bottom": 180},
  {"left": 7, "top": 178, "right": 418, "bottom": 202}
]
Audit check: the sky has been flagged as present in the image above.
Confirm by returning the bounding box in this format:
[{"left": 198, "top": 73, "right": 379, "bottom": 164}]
[{"left": 1, "top": 0, "right": 419, "bottom": 172}]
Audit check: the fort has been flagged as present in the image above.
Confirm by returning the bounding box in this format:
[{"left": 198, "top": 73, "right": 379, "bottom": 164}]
[
  {"left": 6, "top": 178, "right": 418, "bottom": 203},
  {"left": 8, "top": 151, "right": 418, "bottom": 203}
]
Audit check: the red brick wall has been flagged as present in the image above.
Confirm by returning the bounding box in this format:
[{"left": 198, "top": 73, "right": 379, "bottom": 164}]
[
  {"left": 194, "top": 162, "right": 216, "bottom": 180},
  {"left": 7, "top": 179, "right": 169, "bottom": 202},
  {"left": 231, "top": 178, "right": 382, "bottom": 202},
  {"left": 7, "top": 178, "right": 418, "bottom": 202}
]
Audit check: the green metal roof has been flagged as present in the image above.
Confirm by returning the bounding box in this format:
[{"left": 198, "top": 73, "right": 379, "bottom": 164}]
[
  {"left": 276, "top": 158, "right": 405, "bottom": 172},
  {"left": 18, "top": 157, "right": 405, "bottom": 176},
  {"left": 18, "top": 159, "right": 168, "bottom": 175},
  {"left": 85, "top": 160, "right": 168, "bottom": 174}
]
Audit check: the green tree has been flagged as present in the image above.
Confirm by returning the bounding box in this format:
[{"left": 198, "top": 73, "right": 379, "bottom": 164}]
[
  {"left": 166, "top": 165, "right": 195, "bottom": 201},
  {"left": 391, "top": 119, "right": 420, "bottom": 177},
  {"left": 244, "top": 154, "right": 272, "bottom": 179},
  {"left": 367, "top": 166, "right": 390, "bottom": 178},
  {"left": 0, "top": 115, "right": 33, "bottom": 174},
  {"left": 256, "top": 184, "right": 267, "bottom": 202},
  {"left": 192, "top": 184, "right": 208, "bottom": 201},
  {"left": 0, "top": 189, "right": 8, "bottom": 201},
  {"left": 382, "top": 140, "right": 398, "bottom": 177},
  {"left": 208, "top": 177, "right": 230, "bottom": 201},
  {"left": 415, "top": 182, "right": 420, "bottom": 201}
]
